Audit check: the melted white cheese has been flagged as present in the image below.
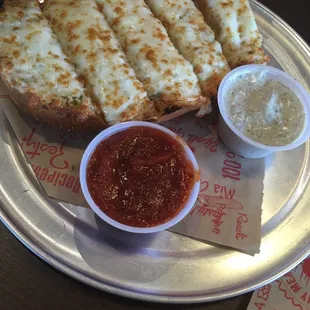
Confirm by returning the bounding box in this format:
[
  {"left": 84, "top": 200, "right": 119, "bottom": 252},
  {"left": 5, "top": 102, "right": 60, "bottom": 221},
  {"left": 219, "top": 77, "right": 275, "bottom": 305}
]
[
  {"left": 96, "top": 0, "right": 203, "bottom": 107},
  {"left": 194, "top": 0, "right": 267, "bottom": 68},
  {"left": 0, "top": 2, "right": 87, "bottom": 104},
  {"left": 42, "top": 0, "right": 150, "bottom": 123},
  {"left": 145, "top": 0, "right": 229, "bottom": 98}
]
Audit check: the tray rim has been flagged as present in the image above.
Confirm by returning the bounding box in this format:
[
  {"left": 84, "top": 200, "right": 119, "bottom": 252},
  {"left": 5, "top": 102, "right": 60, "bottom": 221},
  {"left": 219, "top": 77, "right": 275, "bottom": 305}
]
[{"left": 1, "top": 0, "right": 310, "bottom": 304}]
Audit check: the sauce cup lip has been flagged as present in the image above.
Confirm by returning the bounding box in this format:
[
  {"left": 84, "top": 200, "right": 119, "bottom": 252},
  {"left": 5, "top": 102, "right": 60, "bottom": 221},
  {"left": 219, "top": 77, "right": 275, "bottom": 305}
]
[
  {"left": 79, "top": 121, "right": 200, "bottom": 234},
  {"left": 218, "top": 64, "right": 310, "bottom": 152}
]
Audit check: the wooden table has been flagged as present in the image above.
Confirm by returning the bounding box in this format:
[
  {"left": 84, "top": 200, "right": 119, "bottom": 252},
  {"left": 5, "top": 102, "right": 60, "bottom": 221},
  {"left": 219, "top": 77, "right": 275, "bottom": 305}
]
[{"left": 1, "top": 1, "right": 309, "bottom": 309}]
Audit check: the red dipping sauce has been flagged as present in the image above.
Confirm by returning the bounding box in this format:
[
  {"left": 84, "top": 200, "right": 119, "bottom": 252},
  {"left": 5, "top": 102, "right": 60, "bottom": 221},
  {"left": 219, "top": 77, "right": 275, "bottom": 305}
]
[{"left": 87, "top": 126, "right": 196, "bottom": 227}]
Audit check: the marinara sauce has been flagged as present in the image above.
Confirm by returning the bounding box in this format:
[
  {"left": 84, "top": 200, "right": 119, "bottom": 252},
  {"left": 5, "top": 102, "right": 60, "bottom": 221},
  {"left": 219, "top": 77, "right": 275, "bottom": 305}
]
[{"left": 87, "top": 126, "right": 196, "bottom": 227}]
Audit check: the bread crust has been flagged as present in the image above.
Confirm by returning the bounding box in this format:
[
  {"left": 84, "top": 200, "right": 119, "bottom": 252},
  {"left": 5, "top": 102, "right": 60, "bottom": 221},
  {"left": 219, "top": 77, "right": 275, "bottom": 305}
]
[
  {"left": 156, "top": 96, "right": 207, "bottom": 122},
  {"left": 153, "top": 93, "right": 207, "bottom": 113},
  {"left": 1, "top": 70, "right": 208, "bottom": 127},
  {"left": 0, "top": 73, "right": 106, "bottom": 130}
]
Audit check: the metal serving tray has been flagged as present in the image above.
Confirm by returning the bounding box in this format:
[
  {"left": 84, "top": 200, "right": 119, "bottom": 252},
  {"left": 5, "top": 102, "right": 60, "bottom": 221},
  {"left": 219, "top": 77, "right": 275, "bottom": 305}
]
[{"left": 1, "top": 0, "right": 310, "bottom": 304}]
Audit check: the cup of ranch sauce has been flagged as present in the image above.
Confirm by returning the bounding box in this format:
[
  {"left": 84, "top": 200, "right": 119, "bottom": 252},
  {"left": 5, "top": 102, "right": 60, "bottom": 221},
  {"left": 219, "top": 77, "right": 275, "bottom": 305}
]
[{"left": 218, "top": 64, "right": 310, "bottom": 158}]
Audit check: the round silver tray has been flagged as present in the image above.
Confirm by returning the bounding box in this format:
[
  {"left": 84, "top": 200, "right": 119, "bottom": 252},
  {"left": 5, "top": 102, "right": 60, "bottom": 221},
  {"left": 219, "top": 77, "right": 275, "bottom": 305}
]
[{"left": 1, "top": 0, "right": 310, "bottom": 304}]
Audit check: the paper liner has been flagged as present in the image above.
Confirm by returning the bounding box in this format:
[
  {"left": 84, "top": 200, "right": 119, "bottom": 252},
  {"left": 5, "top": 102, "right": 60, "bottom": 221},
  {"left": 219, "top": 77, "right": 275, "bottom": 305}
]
[
  {"left": 0, "top": 81, "right": 264, "bottom": 254},
  {"left": 247, "top": 258, "right": 310, "bottom": 309}
]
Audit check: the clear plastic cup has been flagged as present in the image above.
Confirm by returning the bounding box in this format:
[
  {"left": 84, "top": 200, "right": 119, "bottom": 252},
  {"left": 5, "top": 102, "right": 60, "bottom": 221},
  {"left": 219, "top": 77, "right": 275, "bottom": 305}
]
[
  {"left": 80, "top": 121, "right": 200, "bottom": 234},
  {"left": 218, "top": 64, "right": 310, "bottom": 158}
]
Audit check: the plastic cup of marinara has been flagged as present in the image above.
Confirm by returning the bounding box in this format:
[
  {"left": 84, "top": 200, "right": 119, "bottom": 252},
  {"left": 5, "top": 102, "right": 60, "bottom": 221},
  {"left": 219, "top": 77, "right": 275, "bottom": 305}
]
[
  {"left": 218, "top": 64, "right": 310, "bottom": 158},
  {"left": 80, "top": 121, "right": 200, "bottom": 233}
]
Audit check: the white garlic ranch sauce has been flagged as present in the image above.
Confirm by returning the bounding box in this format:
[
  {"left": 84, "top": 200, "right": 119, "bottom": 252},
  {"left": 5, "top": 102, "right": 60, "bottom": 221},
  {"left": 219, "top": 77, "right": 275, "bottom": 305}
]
[{"left": 224, "top": 71, "right": 306, "bottom": 146}]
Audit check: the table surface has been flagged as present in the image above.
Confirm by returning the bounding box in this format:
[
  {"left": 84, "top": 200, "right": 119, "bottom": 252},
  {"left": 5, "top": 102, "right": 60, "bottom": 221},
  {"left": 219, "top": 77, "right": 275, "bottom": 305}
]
[{"left": 1, "top": 1, "right": 309, "bottom": 309}]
